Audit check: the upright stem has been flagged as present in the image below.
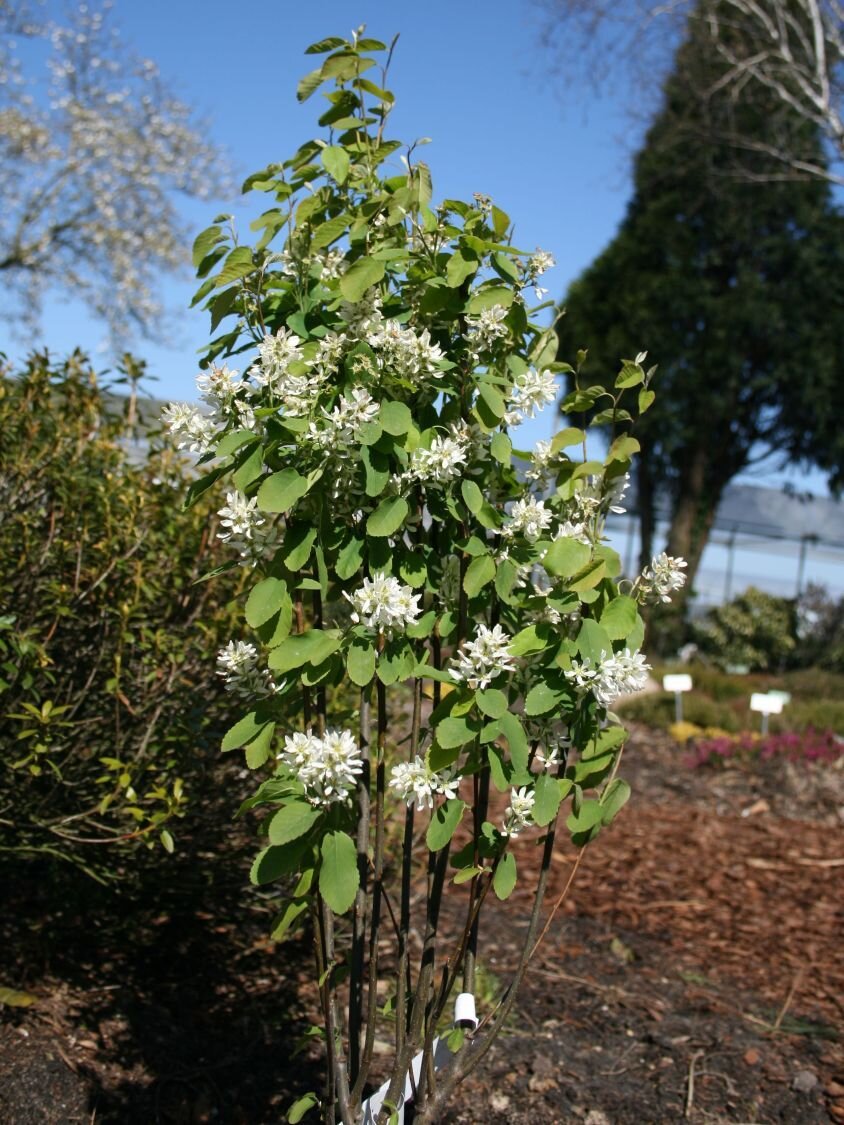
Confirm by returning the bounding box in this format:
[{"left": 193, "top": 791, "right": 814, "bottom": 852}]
[
  {"left": 352, "top": 675, "right": 387, "bottom": 1103},
  {"left": 349, "top": 685, "right": 371, "bottom": 1091},
  {"left": 312, "top": 901, "right": 336, "bottom": 1125},
  {"left": 396, "top": 676, "right": 422, "bottom": 1055},
  {"left": 321, "top": 895, "right": 353, "bottom": 1124},
  {"left": 462, "top": 757, "right": 490, "bottom": 995}
]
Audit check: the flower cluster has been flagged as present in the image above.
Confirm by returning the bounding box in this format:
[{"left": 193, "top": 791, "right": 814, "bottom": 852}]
[
  {"left": 368, "top": 319, "right": 445, "bottom": 381},
  {"left": 405, "top": 425, "right": 470, "bottom": 486},
  {"left": 216, "top": 490, "right": 279, "bottom": 565},
  {"left": 504, "top": 367, "right": 557, "bottom": 426},
  {"left": 162, "top": 402, "right": 216, "bottom": 454},
  {"left": 216, "top": 641, "right": 281, "bottom": 699},
  {"left": 524, "top": 248, "right": 555, "bottom": 298},
  {"left": 278, "top": 728, "right": 363, "bottom": 805},
  {"left": 389, "top": 756, "right": 458, "bottom": 810},
  {"left": 449, "top": 624, "right": 517, "bottom": 691},
  {"left": 345, "top": 572, "right": 421, "bottom": 634},
  {"left": 502, "top": 496, "right": 553, "bottom": 542},
  {"left": 251, "top": 328, "right": 325, "bottom": 416},
  {"left": 565, "top": 649, "right": 651, "bottom": 707},
  {"left": 502, "top": 786, "right": 535, "bottom": 837},
  {"left": 534, "top": 731, "right": 572, "bottom": 772},
  {"left": 636, "top": 552, "right": 688, "bottom": 604},
  {"left": 310, "top": 386, "right": 379, "bottom": 447},
  {"left": 464, "top": 305, "right": 509, "bottom": 359}
]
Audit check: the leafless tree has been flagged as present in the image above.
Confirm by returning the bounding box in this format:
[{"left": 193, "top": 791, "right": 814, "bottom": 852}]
[
  {"left": 536, "top": 0, "right": 844, "bottom": 186},
  {"left": 0, "top": 1, "right": 231, "bottom": 343}
]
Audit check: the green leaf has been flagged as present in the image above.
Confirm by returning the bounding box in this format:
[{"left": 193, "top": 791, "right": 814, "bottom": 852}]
[
  {"left": 245, "top": 723, "right": 276, "bottom": 769},
  {"left": 271, "top": 898, "right": 310, "bottom": 940},
  {"left": 476, "top": 688, "right": 508, "bottom": 719},
  {"left": 446, "top": 248, "right": 478, "bottom": 288},
  {"left": 638, "top": 388, "right": 656, "bottom": 414},
  {"left": 399, "top": 549, "right": 427, "bottom": 588},
  {"left": 379, "top": 400, "right": 413, "bottom": 436},
  {"left": 268, "top": 802, "right": 320, "bottom": 846},
  {"left": 311, "top": 212, "right": 350, "bottom": 250},
  {"left": 297, "top": 67, "right": 324, "bottom": 102},
  {"left": 600, "top": 778, "right": 631, "bottom": 825},
  {"left": 192, "top": 224, "right": 223, "bottom": 269},
  {"left": 305, "top": 36, "right": 346, "bottom": 54},
  {"left": 246, "top": 577, "right": 289, "bottom": 628},
  {"left": 463, "top": 554, "right": 495, "bottom": 597},
  {"left": 509, "top": 625, "right": 550, "bottom": 657},
  {"left": 336, "top": 535, "right": 365, "bottom": 580},
  {"left": 493, "top": 852, "right": 517, "bottom": 900},
  {"left": 250, "top": 839, "right": 310, "bottom": 886},
  {"left": 467, "top": 286, "right": 514, "bottom": 314},
  {"left": 426, "top": 798, "right": 465, "bottom": 851},
  {"left": 497, "top": 712, "right": 530, "bottom": 775},
  {"left": 258, "top": 468, "right": 310, "bottom": 513},
  {"left": 288, "top": 1092, "right": 320, "bottom": 1124},
  {"left": 543, "top": 536, "right": 591, "bottom": 578},
  {"left": 413, "top": 662, "right": 455, "bottom": 684},
  {"left": 159, "top": 829, "right": 175, "bottom": 854},
  {"left": 606, "top": 434, "right": 640, "bottom": 463},
  {"left": 551, "top": 427, "right": 585, "bottom": 452},
  {"left": 215, "top": 246, "right": 255, "bottom": 287},
  {"left": 566, "top": 799, "right": 604, "bottom": 835},
  {"left": 599, "top": 596, "right": 638, "bottom": 641},
  {"left": 282, "top": 524, "right": 318, "bottom": 571},
  {"left": 460, "top": 479, "right": 483, "bottom": 514},
  {"left": 576, "top": 619, "right": 613, "bottom": 663},
  {"left": 478, "top": 382, "right": 506, "bottom": 421},
  {"left": 532, "top": 773, "right": 569, "bottom": 827},
  {"left": 339, "top": 256, "right": 386, "bottom": 302},
  {"left": 321, "top": 145, "right": 350, "bottom": 184},
  {"left": 367, "top": 495, "right": 408, "bottom": 538},
  {"left": 568, "top": 559, "right": 607, "bottom": 592},
  {"left": 222, "top": 712, "right": 274, "bottom": 753},
  {"left": 490, "top": 432, "right": 512, "bottom": 465},
  {"left": 320, "top": 831, "right": 359, "bottom": 915},
  {"left": 269, "top": 630, "right": 343, "bottom": 673},
  {"left": 436, "top": 715, "right": 480, "bottom": 749},
  {"left": 347, "top": 638, "right": 376, "bottom": 686},
  {"left": 524, "top": 681, "right": 566, "bottom": 717}
]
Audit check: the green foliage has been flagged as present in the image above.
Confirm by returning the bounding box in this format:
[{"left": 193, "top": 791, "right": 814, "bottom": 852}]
[
  {"left": 692, "top": 587, "right": 797, "bottom": 672},
  {"left": 617, "top": 691, "right": 741, "bottom": 733},
  {"left": 0, "top": 352, "right": 242, "bottom": 874}
]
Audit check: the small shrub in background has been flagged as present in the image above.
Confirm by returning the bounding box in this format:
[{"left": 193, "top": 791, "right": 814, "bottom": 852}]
[
  {"left": 0, "top": 351, "right": 243, "bottom": 878},
  {"left": 691, "top": 586, "right": 797, "bottom": 672}
]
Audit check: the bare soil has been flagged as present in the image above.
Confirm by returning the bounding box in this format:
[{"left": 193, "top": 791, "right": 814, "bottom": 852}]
[{"left": 1, "top": 726, "right": 842, "bottom": 1124}]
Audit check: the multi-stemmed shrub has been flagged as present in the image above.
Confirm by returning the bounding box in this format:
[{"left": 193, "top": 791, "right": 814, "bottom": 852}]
[{"left": 169, "top": 30, "right": 686, "bottom": 1123}]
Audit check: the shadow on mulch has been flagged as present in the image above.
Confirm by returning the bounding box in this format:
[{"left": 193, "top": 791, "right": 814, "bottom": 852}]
[{"left": 0, "top": 794, "right": 321, "bottom": 1125}]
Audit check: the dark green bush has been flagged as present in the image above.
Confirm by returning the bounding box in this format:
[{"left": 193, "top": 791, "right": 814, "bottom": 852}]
[
  {"left": 691, "top": 587, "right": 797, "bottom": 672},
  {"left": 617, "top": 691, "right": 741, "bottom": 732},
  {"left": 0, "top": 352, "right": 244, "bottom": 876}
]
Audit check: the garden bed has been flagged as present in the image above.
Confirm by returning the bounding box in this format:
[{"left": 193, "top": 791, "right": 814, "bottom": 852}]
[{"left": 1, "top": 725, "right": 842, "bottom": 1123}]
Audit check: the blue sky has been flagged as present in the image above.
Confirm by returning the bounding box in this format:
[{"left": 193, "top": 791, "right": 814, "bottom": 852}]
[{"left": 1, "top": 0, "right": 832, "bottom": 502}]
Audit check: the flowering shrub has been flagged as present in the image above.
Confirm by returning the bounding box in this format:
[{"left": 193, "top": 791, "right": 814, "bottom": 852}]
[
  {"left": 169, "top": 29, "right": 684, "bottom": 1124},
  {"left": 687, "top": 728, "right": 844, "bottom": 769}
]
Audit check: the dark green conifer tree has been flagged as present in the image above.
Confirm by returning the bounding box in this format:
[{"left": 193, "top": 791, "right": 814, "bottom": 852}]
[{"left": 556, "top": 2, "right": 844, "bottom": 616}]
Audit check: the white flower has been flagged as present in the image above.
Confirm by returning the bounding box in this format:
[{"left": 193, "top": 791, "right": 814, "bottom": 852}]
[
  {"left": 345, "top": 572, "right": 421, "bottom": 634},
  {"left": 318, "top": 248, "right": 347, "bottom": 279},
  {"left": 527, "top": 249, "right": 555, "bottom": 277},
  {"left": 565, "top": 648, "right": 651, "bottom": 706},
  {"left": 464, "top": 304, "right": 509, "bottom": 357},
  {"left": 216, "top": 640, "right": 281, "bottom": 699},
  {"left": 407, "top": 426, "right": 470, "bottom": 485},
  {"left": 216, "top": 490, "right": 280, "bottom": 565},
  {"left": 503, "top": 786, "right": 535, "bottom": 837},
  {"left": 637, "top": 553, "right": 688, "bottom": 604},
  {"left": 341, "top": 288, "right": 384, "bottom": 338},
  {"left": 525, "top": 439, "right": 554, "bottom": 483},
  {"left": 311, "top": 386, "right": 379, "bottom": 447},
  {"left": 606, "top": 472, "right": 630, "bottom": 515},
  {"left": 552, "top": 521, "right": 591, "bottom": 547},
  {"left": 503, "top": 497, "right": 553, "bottom": 543},
  {"left": 504, "top": 367, "right": 557, "bottom": 426},
  {"left": 277, "top": 727, "right": 363, "bottom": 805},
  {"left": 312, "top": 331, "right": 347, "bottom": 379},
  {"left": 196, "top": 363, "right": 242, "bottom": 408},
  {"left": 449, "top": 624, "right": 517, "bottom": 691},
  {"left": 389, "top": 756, "right": 458, "bottom": 810},
  {"left": 368, "top": 319, "right": 444, "bottom": 381},
  {"left": 162, "top": 402, "right": 216, "bottom": 454},
  {"left": 534, "top": 732, "right": 571, "bottom": 772},
  {"left": 256, "top": 327, "right": 304, "bottom": 376}
]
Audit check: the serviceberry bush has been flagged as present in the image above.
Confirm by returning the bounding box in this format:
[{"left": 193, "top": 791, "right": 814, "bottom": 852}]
[{"left": 166, "top": 28, "right": 684, "bottom": 1124}]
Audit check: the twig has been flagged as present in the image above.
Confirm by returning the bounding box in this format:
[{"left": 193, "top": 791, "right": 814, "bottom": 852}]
[{"left": 684, "top": 1049, "right": 705, "bottom": 1118}]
